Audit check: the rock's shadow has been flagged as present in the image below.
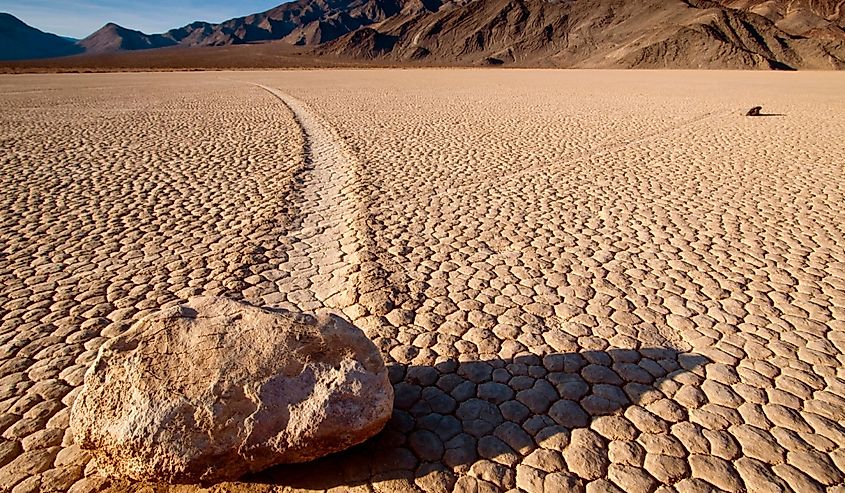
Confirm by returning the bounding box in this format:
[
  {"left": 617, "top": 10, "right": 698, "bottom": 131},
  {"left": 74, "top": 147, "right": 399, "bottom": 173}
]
[{"left": 245, "top": 346, "right": 709, "bottom": 490}]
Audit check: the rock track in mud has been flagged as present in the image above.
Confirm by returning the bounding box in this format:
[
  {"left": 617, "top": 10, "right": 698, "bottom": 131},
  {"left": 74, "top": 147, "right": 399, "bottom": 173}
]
[{"left": 1, "top": 70, "right": 844, "bottom": 493}]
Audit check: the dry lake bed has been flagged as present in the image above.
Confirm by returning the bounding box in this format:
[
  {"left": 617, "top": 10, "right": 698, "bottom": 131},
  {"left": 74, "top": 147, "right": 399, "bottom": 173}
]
[{"left": 1, "top": 70, "right": 844, "bottom": 492}]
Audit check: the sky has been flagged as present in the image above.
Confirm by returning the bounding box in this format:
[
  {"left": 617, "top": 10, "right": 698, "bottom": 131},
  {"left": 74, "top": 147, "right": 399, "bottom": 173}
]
[{"left": 0, "top": 0, "right": 285, "bottom": 39}]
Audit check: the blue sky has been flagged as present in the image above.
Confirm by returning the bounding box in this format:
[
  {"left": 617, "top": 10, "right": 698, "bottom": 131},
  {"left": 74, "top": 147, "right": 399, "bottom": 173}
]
[{"left": 0, "top": 0, "right": 285, "bottom": 38}]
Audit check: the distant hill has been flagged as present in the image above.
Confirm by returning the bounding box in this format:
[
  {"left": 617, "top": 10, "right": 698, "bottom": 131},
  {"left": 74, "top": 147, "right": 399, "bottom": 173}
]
[
  {"left": 0, "top": 13, "right": 83, "bottom": 60},
  {"left": 157, "top": 0, "right": 404, "bottom": 47},
  {"left": 78, "top": 23, "right": 178, "bottom": 54},
  {"left": 2, "top": 1, "right": 844, "bottom": 69},
  {"left": 73, "top": 0, "right": 404, "bottom": 55}
]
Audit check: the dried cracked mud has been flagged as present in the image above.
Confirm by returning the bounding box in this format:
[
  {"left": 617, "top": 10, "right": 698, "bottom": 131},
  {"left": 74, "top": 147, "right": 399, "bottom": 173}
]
[{"left": 1, "top": 70, "right": 844, "bottom": 493}]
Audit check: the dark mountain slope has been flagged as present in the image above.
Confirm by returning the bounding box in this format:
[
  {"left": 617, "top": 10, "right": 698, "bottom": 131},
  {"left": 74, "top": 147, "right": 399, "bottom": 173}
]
[{"left": 0, "top": 13, "right": 83, "bottom": 60}]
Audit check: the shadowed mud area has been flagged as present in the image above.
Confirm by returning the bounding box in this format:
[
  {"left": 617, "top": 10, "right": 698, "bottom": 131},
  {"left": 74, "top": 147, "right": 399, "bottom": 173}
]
[
  {"left": 253, "top": 347, "right": 710, "bottom": 491},
  {"left": 1, "top": 71, "right": 844, "bottom": 493}
]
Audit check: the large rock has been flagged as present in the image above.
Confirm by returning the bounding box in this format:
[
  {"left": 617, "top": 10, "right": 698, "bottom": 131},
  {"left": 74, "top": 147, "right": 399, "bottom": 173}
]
[{"left": 70, "top": 296, "right": 393, "bottom": 483}]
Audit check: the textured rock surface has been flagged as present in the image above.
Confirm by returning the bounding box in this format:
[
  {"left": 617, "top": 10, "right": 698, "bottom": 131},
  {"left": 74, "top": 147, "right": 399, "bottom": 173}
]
[{"left": 69, "top": 296, "right": 392, "bottom": 483}]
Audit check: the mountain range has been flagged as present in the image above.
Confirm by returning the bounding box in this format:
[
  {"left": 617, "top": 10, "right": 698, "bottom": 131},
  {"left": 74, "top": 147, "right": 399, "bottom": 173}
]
[{"left": 2, "top": 0, "right": 845, "bottom": 69}]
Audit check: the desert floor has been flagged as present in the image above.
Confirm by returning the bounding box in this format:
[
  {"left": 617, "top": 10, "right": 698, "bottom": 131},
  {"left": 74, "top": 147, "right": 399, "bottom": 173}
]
[{"left": 1, "top": 70, "right": 844, "bottom": 493}]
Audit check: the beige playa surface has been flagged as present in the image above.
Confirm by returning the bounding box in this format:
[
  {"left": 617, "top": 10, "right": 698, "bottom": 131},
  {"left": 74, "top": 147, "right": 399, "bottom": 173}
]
[{"left": 1, "top": 69, "right": 844, "bottom": 492}]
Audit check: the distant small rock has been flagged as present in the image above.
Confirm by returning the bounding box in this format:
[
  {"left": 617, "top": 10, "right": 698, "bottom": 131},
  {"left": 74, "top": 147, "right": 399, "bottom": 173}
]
[
  {"left": 746, "top": 106, "right": 763, "bottom": 116},
  {"left": 70, "top": 296, "right": 393, "bottom": 484}
]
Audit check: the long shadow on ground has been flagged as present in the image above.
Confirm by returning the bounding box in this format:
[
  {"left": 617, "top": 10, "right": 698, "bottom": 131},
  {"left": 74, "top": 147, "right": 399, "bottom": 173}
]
[{"left": 247, "top": 346, "right": 709, "bottom": 490}]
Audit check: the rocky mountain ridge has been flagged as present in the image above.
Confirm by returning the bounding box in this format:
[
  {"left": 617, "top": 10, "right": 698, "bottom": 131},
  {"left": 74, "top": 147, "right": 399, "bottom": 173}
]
[{"left": 2, "top": 0, "right": 844, "bottom": 69}]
